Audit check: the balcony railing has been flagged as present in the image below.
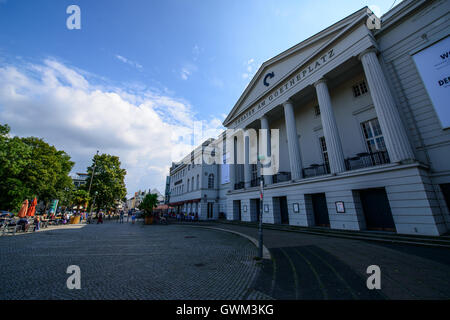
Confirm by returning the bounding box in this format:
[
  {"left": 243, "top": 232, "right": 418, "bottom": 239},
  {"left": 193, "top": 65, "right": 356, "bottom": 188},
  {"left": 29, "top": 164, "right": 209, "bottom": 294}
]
[
  {"left": 345, "top": 151, "right": 390, "bottom": 171},
  {"left": 302, "top": 163, "right": 330, "bottom": 178},
  {"left": 250, "top": 177, "right": 262, "bottom": 188},
  {"left": 234, "top": 181, "right": 245, "bottom": 190},
  {"left": 272, "top": 172, "right": 291, "bottom": 183}
]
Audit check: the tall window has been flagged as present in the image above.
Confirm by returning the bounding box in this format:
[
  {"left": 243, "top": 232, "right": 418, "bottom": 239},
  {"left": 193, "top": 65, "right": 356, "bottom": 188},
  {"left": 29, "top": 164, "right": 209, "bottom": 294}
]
[
  {"left": 319, "top": 136, "right": 330, "bottom": 172},
  {"left": 251, "top": 164, "right": 257, "bottom": 181},
  {"left": 208, "top": 174, "right": 214, "bottom": 189},
  {"left": 197, "top": 174, "right": 199, "bottom": 189},
  {"left": 187, "top": 179, "right": 190, "bottom": 192},
  {"left": 361, "top": 118, "right": 386, "bottom": 153},
  {"left": 191, "top": 177, "right": 194, "bottom": 191}
]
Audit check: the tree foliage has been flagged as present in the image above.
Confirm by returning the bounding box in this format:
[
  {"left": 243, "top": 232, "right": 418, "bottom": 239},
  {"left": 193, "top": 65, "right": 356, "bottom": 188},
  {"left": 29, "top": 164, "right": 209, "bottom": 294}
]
[
  {"left": 0, "top": 124, "right": 75, "bottom": 212},
  {"left": 138, "top": 193, "right": 159, "bottom": 217},
  {"left": 84, "top": 153, "right": 127, "bottom": 211},
  {"left": 72, "top": 189, "right": 91, "bottom": 210}
]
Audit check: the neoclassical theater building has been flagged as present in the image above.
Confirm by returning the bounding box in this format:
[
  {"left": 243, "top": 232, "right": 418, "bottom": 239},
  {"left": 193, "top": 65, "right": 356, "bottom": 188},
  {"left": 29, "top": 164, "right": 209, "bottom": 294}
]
[{"left": 169, "top": 0, "right": 450, "bottom": 236}]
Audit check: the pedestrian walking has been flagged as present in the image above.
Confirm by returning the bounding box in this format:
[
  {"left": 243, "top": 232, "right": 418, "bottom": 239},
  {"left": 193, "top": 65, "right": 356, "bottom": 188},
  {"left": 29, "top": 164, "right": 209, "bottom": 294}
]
[
  {"left": 119, "top": 211, "right": 124, "bottom": 224},
  {"left": 97, "top": 212, "right": 103, "bottom": 224},
  {"left": 131, "top": 213, "right": 136, "bottom": 224}
]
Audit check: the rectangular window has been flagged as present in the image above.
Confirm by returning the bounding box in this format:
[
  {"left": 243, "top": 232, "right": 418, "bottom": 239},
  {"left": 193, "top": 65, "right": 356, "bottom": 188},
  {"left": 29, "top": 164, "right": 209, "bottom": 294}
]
[
  {"left": 352, "top": 80, "right": 368, "bottom": 97},
  {"left": 251, "top": 164, "right": 258, "bottom": 181},
  {"left": 361, "top": 118, "right": 386, "bottom": 153},
  {"left": 319, "top": 136, "right": 330, "bottom": 172}
]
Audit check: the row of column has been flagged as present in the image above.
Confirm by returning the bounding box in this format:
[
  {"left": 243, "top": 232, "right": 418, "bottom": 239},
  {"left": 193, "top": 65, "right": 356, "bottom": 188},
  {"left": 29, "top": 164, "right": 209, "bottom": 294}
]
[{"left": 236, "top": 47, "right": 414, "bottom": 188}]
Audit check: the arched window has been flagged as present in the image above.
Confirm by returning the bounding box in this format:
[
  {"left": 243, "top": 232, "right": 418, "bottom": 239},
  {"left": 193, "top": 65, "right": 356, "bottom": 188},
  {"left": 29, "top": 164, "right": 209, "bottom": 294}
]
[
  {"left": 208, "top": 174, "right": 214, "bottom": 189},
  {"left": 197, "top": 174, "right": 199, "bottom": 189},
  {"left": 191, "top": 177, "right": 194, "bottom": 191},
  {"left": 187, "top": 179, "right": 190, "bottom": 192}
]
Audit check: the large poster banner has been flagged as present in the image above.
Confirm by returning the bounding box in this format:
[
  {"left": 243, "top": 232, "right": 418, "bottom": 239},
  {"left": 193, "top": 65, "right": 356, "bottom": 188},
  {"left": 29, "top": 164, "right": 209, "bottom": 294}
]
[
  {"left": 221, "top": 154, "right": 230, "bottom": 184},
  {"left": 49, "top": 199, "right": 59, "bottom": 214},
  {"left": 412, "top": 36, "right": 450, "bottom": 129}
]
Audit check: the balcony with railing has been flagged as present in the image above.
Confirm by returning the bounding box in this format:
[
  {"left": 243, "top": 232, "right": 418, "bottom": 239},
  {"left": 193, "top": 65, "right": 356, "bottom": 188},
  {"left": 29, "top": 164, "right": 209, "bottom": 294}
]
[
  {"left": 302, "top": 163, "right": 330, "bottom": 178},
  {"left": 272, "top": 172, "right": 291, "bottom": 184},
  {"left": 345, "top": 151, "right": 390, "bottom": 171}
]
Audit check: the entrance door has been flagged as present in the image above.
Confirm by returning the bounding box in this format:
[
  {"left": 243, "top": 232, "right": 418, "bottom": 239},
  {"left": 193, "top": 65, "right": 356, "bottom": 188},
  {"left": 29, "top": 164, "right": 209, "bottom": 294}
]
[
  {"left": 279, "top": 196, "right": 289, "bottom": 224},
  {"left": 360, "top": 188, "right": 396, "bottom": 232},
  {"left": 207, "top": 202, "right": 213, "bottom": 219},
  {"left": 311, "top": 193, "right": 330, "bottom": 227},
  {"left": 233, "top": 200, "right": 241, "bottom": 221},
  {"left": 254, "top": 199, "right": 261, "bottom": 222}
]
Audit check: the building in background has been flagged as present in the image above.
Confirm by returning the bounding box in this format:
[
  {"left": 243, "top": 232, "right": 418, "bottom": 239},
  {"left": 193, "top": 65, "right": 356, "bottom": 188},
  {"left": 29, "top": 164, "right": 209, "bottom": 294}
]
[
  {"left": 164, "top": 176, "right": 171, "bottom": 204},
  {"left": 71, "top": 173, "right": 89, "bottom": 189},
  {"left": 168, "top": 136, "right": 231, "bottom": 220}
]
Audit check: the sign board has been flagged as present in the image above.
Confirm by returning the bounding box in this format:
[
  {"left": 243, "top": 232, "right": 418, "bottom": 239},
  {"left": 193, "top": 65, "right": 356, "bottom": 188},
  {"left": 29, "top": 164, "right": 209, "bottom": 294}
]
[
  {"left": 49, "top": 199, "right": 59, "bottom": 214},
  {"left": 412, "top": 36, "right": 450, "bottom": 129}
]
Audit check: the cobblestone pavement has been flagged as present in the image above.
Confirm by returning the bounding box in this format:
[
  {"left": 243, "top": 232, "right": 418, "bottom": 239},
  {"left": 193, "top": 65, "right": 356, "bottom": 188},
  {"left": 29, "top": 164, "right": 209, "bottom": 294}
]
[
  {"left": 199, "top": 222, "right": 450, "bottom": 300},
  {"left": 0, "top": 221, "right": 261, "bottom": 300}
]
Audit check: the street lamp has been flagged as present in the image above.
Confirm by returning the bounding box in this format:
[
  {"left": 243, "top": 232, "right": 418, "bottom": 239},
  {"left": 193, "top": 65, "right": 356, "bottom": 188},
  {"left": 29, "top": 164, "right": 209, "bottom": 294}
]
[
  {"left": 87, "top": 150, "right": 99, "bottom": 196},
  {"left": 89, "top": 191, "right": 98, "bottom": 220}
]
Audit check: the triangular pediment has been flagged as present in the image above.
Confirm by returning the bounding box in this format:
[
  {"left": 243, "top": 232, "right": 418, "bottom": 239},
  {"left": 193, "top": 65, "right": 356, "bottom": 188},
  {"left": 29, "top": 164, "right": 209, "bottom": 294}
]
[{"left": 223, "top": 6, "right": 371, "bottom": 126}]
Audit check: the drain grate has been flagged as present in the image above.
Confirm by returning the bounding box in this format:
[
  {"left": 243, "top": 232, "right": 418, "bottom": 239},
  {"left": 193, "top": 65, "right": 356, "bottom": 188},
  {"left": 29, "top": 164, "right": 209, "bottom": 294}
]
[
  {"left": 184, "top": 235, "right": 196, "bottom": 239},
  {"left": 194, "top": 263, "right": 205, "bottom": 267}
]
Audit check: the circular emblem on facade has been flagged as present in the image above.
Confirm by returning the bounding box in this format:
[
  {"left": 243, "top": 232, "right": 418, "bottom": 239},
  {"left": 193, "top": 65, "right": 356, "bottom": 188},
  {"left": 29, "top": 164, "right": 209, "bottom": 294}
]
[{"left": 263, "top": 72, "right": 274, "bottom": 87}]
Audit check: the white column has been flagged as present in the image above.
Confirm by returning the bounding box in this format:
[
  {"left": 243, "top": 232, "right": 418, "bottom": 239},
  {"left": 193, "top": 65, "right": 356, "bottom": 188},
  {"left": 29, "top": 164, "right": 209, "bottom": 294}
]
[
  {"left": 314, "top": 78, "right": 346, "bottom": 173},
  {"left": 229, "top": 134, "right": 236, "bottom": 190},
  {"left": 244, "top": 130, "right": 251, "bottom": 188},
  {"left": 259, "top": 116, "right": 273, "bottom": 185},
  {"left": 283, "top": 100, "right": 303, "bottom": 180},
  {"left": 359, "top": 48, "right": 415, "bottom": 163}
]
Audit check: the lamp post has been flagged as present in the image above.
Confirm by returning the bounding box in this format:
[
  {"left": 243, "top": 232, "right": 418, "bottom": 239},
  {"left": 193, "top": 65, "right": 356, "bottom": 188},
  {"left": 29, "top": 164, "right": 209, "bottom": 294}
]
[
  {"left": 87, "top": 150, "right": 99, "bottom": 196},
  {"left": 89, "top": 191, "right": 98, "bottom": 220}
]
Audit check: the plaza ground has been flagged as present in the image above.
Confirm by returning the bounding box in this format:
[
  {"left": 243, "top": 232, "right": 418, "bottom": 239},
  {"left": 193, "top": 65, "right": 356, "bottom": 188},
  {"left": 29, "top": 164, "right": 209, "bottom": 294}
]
[{"left": 1, "top": 220, "right": 449, "bottom": 300}]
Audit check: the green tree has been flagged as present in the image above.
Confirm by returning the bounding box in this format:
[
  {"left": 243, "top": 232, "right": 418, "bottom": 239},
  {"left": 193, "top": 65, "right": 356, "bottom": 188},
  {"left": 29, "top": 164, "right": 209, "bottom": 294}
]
[
  {"left": 0, "top": 124, "right": 75, "bottom": 211},
  {"left": 139, "top": 193, "right": 158, "bottom": 217},
  {"left": 0, "top": 124, "right": 32, "bottom": 211},
  {"left": 72, "top": 189, "right": 91, "bottom": 212},
  {"left": 84, "top": 153, "right": 127, "bottom": 211},
  {"left": 21, "top": 137, "right": 74, "bottom": 209}
]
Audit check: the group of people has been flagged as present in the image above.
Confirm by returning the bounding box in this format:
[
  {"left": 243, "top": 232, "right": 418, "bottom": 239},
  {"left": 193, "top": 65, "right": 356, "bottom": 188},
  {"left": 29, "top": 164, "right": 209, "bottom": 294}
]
[
  {"left": 118, "top": 210, "right": 137, "bottom": 224},
  {"left": 176, "top": 212, "right": 198, "bottom": 222}
]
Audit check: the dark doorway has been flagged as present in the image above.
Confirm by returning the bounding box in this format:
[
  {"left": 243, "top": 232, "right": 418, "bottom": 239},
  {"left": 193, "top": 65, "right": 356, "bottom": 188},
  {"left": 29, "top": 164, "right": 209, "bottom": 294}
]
[
  {"left": 233, "top": 200, "right": 241, "bottom": 221},
  {"left": 279, "top": 196, "right": 289, "bottom": 224},
  {"left": 207, "top": 202, "right": 213, "bottom": 219},
  {"left": 441, "top": 184, "right": 450, "bottom": 213},
  {"left": 251, "top": 198, "right": 261, "bottom": 222},
  {"left": 311, "top": 193, "right": 330, "bottom": 227},
  {"left": 359, "top": 188, "right": 396, "bottom": 232}
]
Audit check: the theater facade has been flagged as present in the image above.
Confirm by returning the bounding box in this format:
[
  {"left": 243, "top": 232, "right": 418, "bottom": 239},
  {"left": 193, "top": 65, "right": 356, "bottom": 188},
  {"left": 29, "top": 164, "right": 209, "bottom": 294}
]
[{"left": 221, "top": 0, "right": 450, "bottom": 236}]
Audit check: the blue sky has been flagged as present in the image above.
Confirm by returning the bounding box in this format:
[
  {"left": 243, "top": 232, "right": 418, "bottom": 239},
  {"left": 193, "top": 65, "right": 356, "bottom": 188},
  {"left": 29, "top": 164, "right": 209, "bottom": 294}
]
[{"left": 0, "top": 0, "right": 401, "bottom": 196}]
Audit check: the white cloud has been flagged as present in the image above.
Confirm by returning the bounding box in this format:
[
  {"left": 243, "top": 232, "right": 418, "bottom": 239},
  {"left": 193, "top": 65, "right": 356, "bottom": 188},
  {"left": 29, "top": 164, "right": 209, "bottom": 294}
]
[
  {"left": 181, "top": 68, "right": 191, "bottom": 80},
  {"left": 242, "top": 58, "right": 258, "bottom": 81},
  {"left": 180, "top": 63, "right": 198, "bottom": 81},
  {"left": 0, "top": 58, "right": 224, "bottom": 196},
  {"left": 115, "top": 54, "right": 143, "bottom": 70}
]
